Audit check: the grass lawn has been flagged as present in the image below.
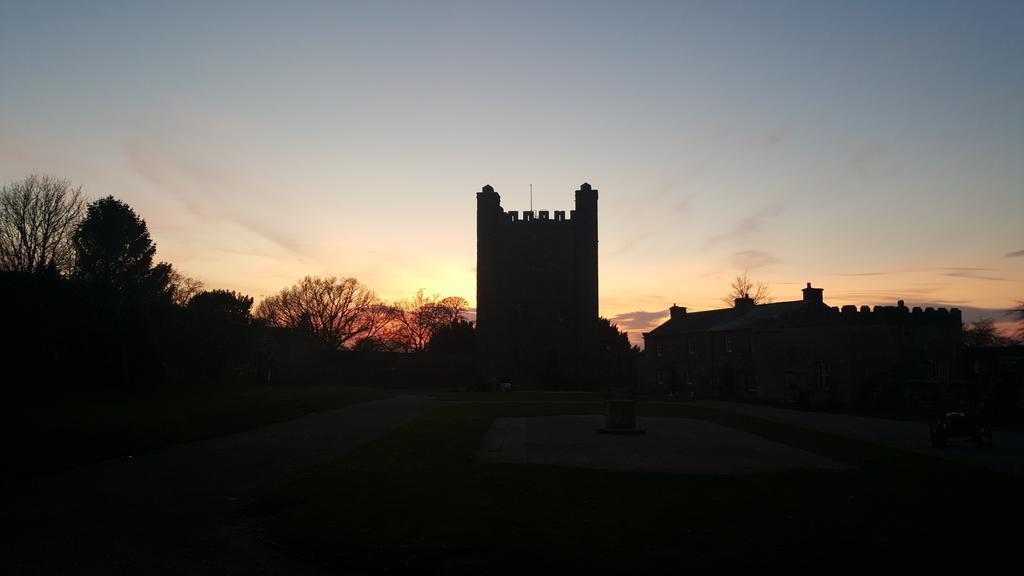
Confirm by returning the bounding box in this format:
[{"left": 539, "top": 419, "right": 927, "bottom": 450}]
[
  {"left": 8, "top": 385, "right": 392, "bottom": 477},
  {"left": 260, "top": 401, "right": 1023, "bottom": 574}
]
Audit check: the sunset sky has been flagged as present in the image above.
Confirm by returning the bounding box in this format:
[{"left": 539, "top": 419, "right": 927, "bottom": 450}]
[{"left": 2, "top": 1, "right": 1022, "bottom": 343}]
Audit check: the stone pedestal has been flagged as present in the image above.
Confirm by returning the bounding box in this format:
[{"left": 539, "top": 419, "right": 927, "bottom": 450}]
[{"left": 597, "top": 399, "right": 646, "bottom": 435}]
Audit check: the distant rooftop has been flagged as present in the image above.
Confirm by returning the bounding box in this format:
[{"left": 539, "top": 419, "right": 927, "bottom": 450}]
[{"left": 646, "top": 300, "right": 808, "bottom": 336}]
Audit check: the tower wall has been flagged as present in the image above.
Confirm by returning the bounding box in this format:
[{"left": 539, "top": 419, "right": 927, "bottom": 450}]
[
  {"left": 475, "top": 183, "right": 600, "bottom": 389},
  {"left": 476, "top": 185, "right": 502, "bottom": 385}
]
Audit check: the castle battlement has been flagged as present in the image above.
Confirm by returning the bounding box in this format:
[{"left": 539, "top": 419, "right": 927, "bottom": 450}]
[
  {"left": 506, "top": 209, "right": 573, "bottom": 224},
  {"left": 829, "top": 300, "right": 962, "bottom": 325}
]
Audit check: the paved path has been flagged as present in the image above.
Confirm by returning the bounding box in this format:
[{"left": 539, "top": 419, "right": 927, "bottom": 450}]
[
  {"left": 12, "top": 395, "right": 435, "bottom": 575},
  {"left": 480, "top": 415, "right": 852, "bottom": 474},
  {"left": 700, "top": 401, "right": 1024, "bottom": 475}
]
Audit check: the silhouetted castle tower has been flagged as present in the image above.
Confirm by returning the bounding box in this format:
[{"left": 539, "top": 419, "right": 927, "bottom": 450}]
[{"left": 476, "top": 183, "right": 599, "bottom": 389}]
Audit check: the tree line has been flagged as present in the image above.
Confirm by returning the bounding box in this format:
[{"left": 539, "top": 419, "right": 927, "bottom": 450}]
[
  {"left": 0, "top": 174, "right": 476, "bottom": 398},
  {"left": 0, "top": 174, "right": 474, "bottom": 351},
  {"left": 256, "top": 280, "right": 473, "bottom": 353}
]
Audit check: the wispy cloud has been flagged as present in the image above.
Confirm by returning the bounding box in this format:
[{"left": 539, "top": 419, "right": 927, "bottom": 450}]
[
  {"left": 627, "top": 182, "right": 678, "bottom": 216},
  {"left": 124, "top": 133, "right": 309, "bottom": 258},
  {"left": 674, "top": 198, "right": 692, "bottom": 213},
  {"left": 708, "top": 202, "right": 785, "bottom": 245},
  {"left": 609, "top": 310, "right": 669, "bottom": 333},
  {"left": 831, "top": 267, "right": 1007, "bottom": 281},
  {"left": 730, "top": 250, "right": 780, "bottom": 270},
  {"left": 607, "top": 233, "right": 659, "bottom": 258},
  {"left": 942, "top": 268, "right": 1008, "bottom": 281},
  {"left": 851, "top": 141, "right": 902, "bottom": 179},
  {"left": 831, "top": 271, "right": 894, "bottom": 277},
  {"left": 607, "top": 239, "right": 638, "bottom": 257},
  {"left": 230, "top": 215, "right": 308, "bottom": 256},
  {"left": 827, "top": 287, "right": 943, "bottom": 303},
  {"left": 758, "top": 131, "right": 785, "bottom": 148},
  {"left": 1007, "top": 250, "right": 1024, "bottom": 258},
  {"left": 610, "top": 184, "right": 694, "bottom": 257}
]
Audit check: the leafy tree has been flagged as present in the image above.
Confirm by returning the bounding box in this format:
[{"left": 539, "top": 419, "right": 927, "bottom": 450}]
[
  {"left": 0, "top": 174, "right": 85, "bottom": 274},
  {"left": 721, "top": 270, "right": 772, "bottom": 307},
  {"left": 72, "top": 196, "right": 171, "bottom": 297},
  {"left": 597, "top": 317, "right": 640, "bottom": 390},
  {"left": 597, "top": 317, "right": 635, "bottom": 355},
  {"left": 255, "top": 276, "right": 390, "bottom": 349},
  {"left": 187, "top": 289, "right": 253, "bottom": 324},
  {"left": 427, "top": 318, "right": 476, "bottom": 354}
]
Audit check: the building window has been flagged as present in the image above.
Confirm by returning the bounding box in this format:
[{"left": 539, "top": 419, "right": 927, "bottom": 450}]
[
  {"left": 817, "top": 362, "right": 830, "bottom": 392},
  {"left": 656, "top": 343, "right": 663, "bottom": 357},
  {"left": 688, "top": 339, "right": 694, "bottom": 355},
  {"left": 725, "top": 335, "right": 733, "bottom": 353}
]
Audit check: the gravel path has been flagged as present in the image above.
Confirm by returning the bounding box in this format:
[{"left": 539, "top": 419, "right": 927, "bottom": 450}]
[{"left": 12, "top": 395, "right": 435, "bottom": 575}]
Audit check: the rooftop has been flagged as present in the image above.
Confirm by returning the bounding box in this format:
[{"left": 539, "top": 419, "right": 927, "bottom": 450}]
[{"left": 645, "top": 300, "right": 810, "bottom": 336}]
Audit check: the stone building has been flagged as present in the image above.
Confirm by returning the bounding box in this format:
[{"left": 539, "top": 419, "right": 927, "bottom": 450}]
[
  {"left": 476, "top": 183, "right": 599, "bottom": 389},
  {"left": 642, "top": 284, "right": 964, "bottom": 410}
]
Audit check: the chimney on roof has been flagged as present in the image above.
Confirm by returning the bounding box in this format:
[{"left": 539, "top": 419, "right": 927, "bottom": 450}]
[
  {"left": 734, "top": 293, "right": 755, "bottom": 309},
  {"left": 802, "top": 282, "right": 823, "bottom": 305},
  {"left": 669, "top": 304, "right": 687, "bottom": 319}
]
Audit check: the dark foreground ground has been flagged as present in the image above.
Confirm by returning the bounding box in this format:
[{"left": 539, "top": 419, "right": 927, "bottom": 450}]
[
  {"left": 6, "top": 385, "right": 394, "bottom": 477},
  {"left": 260, "top": 399, "right": 1024, "bottom": 574},
  {"left": 10, "top": 395, "right": 434, "bottom": 575},
  {"left": 10, "top": 392, "right": 1023, "bottom": 574}
]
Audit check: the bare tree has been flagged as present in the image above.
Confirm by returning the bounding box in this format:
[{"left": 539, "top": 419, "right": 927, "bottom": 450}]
[
  {"left": 254, "top": 276, "right": 391, "bottom": 349},
  {"left": 434, "top": 295, "right": 469, "bottom": 325},
  {"left": 357, "top": 301, "right": 402, "bottom": 347},
  {"left": 383, "top": 290, "right": 469, "bottom": 352},
  {"left": 168, "top": 268, "right": 204, "bottom": 307},
  {"left": 721, "top": 270, "right": 772, "bottom": 307},
  {"left": 1007, "top": 302, "right": 1024, "bottom": 342},
  {"left": 964, "top": 318, "right": 1018, "bottom": 347},
  {"left": 0, "top": 174, "right": 86, "bottom": 274}
]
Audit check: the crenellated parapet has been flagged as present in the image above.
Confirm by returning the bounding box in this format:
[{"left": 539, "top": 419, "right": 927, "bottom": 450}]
[
  {"left": 829, "top": 299, "right": 962, "bottom": 325},
  {"left": 505, "top": 209, "right": 575, "bottom": 224}
]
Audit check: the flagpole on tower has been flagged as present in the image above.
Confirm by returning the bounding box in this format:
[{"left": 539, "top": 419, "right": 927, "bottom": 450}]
[{"left": 530, "top": 183, "right": 533, "bottom": 212}]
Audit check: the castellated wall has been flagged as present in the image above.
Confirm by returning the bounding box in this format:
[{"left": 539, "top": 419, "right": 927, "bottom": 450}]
[
  {"left": 642, "top": 292, "right": 964, "bottom": 410},
  {"left": 476, "top": 184, "right": 599, "bottom": 389},
  {"left": 830, "top": 302, "right": 963, "bottom": 325}
]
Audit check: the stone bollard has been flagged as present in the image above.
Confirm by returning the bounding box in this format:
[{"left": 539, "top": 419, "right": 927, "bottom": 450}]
[{"left": 597, "top": 396, "right": 646, "bottom": 435}]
